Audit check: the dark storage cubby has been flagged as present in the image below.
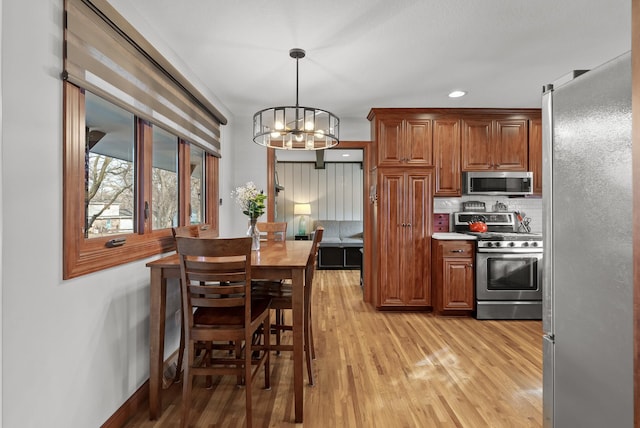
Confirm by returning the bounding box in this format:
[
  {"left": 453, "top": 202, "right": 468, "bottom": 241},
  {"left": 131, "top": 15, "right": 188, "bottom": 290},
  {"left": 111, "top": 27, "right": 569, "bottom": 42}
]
[{"left": 318, "top": 246, "right": 363, "bottom": 270}]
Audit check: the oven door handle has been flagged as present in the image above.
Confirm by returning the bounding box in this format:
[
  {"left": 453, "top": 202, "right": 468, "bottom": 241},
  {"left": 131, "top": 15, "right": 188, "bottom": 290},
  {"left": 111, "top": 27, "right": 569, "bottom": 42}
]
[{"left": 477, "top": 248, "right": 543, "bottom": 254}]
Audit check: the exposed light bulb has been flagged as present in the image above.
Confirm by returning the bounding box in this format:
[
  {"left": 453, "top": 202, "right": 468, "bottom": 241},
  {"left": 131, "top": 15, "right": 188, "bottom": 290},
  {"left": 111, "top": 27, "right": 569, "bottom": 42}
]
[{"left": 275, "top": 121, "right": 285, "bottom": 130}]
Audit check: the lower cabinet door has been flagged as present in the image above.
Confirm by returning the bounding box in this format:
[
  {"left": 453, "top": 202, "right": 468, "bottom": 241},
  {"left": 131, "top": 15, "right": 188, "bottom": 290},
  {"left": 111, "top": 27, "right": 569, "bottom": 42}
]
[{"left": 442, "top": 258, "right": 474, "bottom": 310}]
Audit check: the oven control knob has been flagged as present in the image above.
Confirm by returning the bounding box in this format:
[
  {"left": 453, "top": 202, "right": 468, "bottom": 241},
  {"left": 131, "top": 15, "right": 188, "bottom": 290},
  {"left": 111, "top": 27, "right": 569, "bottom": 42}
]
[
  {"left": 508, "top": 242, "right": 515, "bottom": 247},
  {"left": 494, "top": 242, "right": 501, "bottom": 247},
  {"left": 522, "top": 242, "right": 529, "bottom": 247},
  {"left": 532, "top": 242, "right": 538, "bottom": 247},
  {"left": 485, "top": 242, "right": 493, "bottom": 247}
]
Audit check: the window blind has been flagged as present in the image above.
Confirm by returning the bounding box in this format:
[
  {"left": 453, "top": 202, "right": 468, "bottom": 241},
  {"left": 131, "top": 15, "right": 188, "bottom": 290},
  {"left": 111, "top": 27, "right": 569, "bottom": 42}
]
[{"left": 64, "top": 0, "right": 226, "bottom": 155}]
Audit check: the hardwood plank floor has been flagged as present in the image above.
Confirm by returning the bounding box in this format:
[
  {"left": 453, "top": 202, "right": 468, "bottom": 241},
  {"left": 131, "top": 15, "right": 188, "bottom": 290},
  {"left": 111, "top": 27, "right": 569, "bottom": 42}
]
[{"left": 123, "top": 270, "right": 542, "bottom": 428}]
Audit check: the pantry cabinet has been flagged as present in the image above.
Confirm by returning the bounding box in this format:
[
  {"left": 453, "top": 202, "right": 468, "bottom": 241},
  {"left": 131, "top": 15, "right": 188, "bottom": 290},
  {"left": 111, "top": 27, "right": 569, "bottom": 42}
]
[
  {"left": 432, "top": 240, "right": 474, "bottom": 314},
  {"left": 376, "top": 117, "right": 432, "bottom": 167},
  {"left": 377, "top": 169, "right": 432, "bottom": 308},
  {"left": 461, "top": 118, "right": 528, "bottom": 171}
]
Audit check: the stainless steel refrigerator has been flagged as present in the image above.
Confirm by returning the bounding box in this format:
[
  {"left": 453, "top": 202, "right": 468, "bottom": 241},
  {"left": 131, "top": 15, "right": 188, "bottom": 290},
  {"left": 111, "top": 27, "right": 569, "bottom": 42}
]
[{"left": 542, "top": 52, "right": 632, "bottom": 427}]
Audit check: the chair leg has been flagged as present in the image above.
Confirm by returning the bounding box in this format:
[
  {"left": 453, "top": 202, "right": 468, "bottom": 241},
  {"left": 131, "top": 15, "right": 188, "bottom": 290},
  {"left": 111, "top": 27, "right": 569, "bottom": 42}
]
[
  {"left": 308, "top": 306, "right": 316, "bottom": 360},
  {"left": 275, "top": 309, "right": 282, "bottom": 355},
  {"left": 263, "top": 316, "right": 271, "bottom": 389},
  {"left": 304, "top": 310, "right": 314, "bottom": 386},
  {"left": 181, "top": 344, "right": 194, "bottom": 428},
  {"left": 174, "top": 319, "right": 185, "bottom": 383},
  {"left": 236, "top": 341, "right": 244, "bottom": 385},
  {"left": 245, "top": 335, "right": 253, "bottom": 428}
]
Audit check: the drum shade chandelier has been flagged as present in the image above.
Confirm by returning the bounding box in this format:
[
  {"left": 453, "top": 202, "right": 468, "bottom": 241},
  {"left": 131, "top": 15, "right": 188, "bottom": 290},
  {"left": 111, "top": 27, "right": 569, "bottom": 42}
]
[{"left": 253, "top": 48, "right": 340, "bottom": 150}]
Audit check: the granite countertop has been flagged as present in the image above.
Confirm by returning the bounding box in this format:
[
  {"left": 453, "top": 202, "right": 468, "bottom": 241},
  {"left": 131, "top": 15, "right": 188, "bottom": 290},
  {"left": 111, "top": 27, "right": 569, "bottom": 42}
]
[{"left": 432, "top": 232, "right": 477, "bottom": 241}]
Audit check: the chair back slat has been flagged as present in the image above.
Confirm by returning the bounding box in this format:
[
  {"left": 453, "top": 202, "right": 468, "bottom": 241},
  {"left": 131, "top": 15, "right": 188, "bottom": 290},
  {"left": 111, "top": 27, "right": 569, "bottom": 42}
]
[
  {"left": 256, "top": 222, "right": 287, "bottom": 242},
  {"left": 176, "top": 236, "right": 253, "bottom": 324}
]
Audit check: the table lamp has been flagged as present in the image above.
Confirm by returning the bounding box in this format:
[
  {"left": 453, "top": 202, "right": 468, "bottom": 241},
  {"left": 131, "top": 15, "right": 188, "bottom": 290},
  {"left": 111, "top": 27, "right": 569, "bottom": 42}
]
[{"left": 294, "top": 203, "right": 311, "bottom": 235}]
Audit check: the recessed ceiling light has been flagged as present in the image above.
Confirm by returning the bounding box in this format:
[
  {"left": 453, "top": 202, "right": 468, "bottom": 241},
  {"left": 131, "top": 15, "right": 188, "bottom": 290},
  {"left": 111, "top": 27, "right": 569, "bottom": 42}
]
[
  {"left": 342, "top": 153, "right": 350, "bottom": 157},
  {"left": 448, "top": 90, "right": 467, "bottom": 98}
]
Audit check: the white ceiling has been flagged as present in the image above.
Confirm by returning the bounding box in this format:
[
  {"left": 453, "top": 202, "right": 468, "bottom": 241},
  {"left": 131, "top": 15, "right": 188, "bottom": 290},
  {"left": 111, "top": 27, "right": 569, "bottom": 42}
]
[{"left": 106, "top": 0, "right": 630, "bottom": 124}]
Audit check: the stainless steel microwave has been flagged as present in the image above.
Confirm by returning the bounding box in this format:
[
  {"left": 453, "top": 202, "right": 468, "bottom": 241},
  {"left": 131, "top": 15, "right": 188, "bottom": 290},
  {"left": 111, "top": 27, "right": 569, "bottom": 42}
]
[{"left": 464, "top": 171, "right": 533, "bottom": 196}]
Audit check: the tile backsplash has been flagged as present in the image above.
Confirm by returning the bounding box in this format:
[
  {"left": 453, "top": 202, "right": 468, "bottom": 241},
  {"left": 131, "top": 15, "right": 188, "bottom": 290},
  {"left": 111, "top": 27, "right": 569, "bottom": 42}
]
[{"left": 433, "top": 195, "right": 542, "bottom": 233}]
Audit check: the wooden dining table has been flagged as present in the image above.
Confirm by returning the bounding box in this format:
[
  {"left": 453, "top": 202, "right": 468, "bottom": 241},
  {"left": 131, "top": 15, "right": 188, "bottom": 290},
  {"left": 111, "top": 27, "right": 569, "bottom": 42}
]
[{"left": 146, "top": 239, "right": 313, "bottom": 423}]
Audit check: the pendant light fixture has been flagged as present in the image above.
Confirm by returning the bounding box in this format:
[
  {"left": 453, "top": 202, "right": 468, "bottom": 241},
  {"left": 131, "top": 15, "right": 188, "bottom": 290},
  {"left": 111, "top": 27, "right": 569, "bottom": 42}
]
[{"left": 253, "top": 48, "right": 340, "bottom": 150}]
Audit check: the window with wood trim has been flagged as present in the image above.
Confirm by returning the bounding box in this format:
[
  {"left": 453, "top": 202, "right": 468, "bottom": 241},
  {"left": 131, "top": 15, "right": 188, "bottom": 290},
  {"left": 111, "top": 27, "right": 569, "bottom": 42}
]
[{"left": 64, "top": 83, "right": 219, "bottom": 279}]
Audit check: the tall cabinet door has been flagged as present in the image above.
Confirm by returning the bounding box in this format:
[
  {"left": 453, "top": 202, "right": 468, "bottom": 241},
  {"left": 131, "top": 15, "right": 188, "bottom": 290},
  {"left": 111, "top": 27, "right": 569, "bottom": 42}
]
[
  {"left": 403, "top": 171, "right": 432, "bottom": 305},
  {"left": 377, "top": 169, "right": 432, "bottom": 307},
  {"left": 433, "top": 119, "right": 461, "bottom": 196},
  {"left": 377, "top": 170, "right": 405, "bottom": 306}
]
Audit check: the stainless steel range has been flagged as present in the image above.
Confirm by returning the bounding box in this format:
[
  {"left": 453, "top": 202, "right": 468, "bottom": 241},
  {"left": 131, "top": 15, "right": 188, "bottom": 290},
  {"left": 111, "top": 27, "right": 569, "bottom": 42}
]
[{"left": 453, "top": 212, "right": 543, "bottom": 320}]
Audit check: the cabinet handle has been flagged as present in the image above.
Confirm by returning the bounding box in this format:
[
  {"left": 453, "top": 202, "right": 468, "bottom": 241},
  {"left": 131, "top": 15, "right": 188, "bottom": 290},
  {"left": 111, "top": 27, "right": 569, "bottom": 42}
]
[
  {"left": 407, "top": 223, "right": 411, "bottom": 228},
  {"left": 468, "top": 263, "right": 473, "bottom": 267},
  {"left": 450, "top": 249, "right": 464, "bottom": 253}
]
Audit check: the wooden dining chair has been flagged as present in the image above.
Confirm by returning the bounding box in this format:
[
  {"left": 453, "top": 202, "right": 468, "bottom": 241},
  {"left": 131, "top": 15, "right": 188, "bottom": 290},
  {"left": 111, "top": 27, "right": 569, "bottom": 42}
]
[
  {"left": 256, "top": 221, "right": 287, "bottom": 242},
  {"left": 253, "top": 226, "right": 324, "bottom": 385},
  {"left": 175, "top": 236, "right": 271, "bottom": 428},
  {"left": 171, "top": 223, "right": 218, "bottom": 384}
]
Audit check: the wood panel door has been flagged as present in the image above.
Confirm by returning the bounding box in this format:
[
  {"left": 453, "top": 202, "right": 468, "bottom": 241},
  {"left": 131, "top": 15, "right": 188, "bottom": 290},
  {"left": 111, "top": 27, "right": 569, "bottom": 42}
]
[
  {"left": 405, "top": 119, "right": 433, "bottom": 166},
  {"left": 377, "top": 170, "right": 405, "bottom": 306},
  {"left": 377, "top": 118, "right": 404, "bottom": 166},
  {"left": 493, "top": 119, "right": 528, "bottom": 170},
  {"left": 432, "top": 240, "right": 474, "bottom": 314},
  {"left": 528, "top": 118, "right": 543, "bottom": 195},
  {"left": 461, "top": 118, "right": 493, "bottom": 170},
  {"left": 377, "top": 169, "right": 432, "bottom": 308},
  {"left": 442, "top": 259, "right": 474, "bottom": 310},
  {"left": 377, "top": 117, "right": 432, "bottom": 167},
  {"left": 433, "top": 119, "right": 461, "bottom": 196},
  {"left": 403, "top": 171, "right": 432, "bottom": 305},
  {"left": 462, "top": 117, "right": 528, "bottom": 171}
]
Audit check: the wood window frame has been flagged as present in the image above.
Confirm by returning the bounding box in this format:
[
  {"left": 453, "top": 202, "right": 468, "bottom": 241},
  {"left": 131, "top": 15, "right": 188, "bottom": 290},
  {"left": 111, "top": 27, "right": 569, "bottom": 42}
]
[{"left": 63, "top": 82, "right": 219, "bottom": 279}]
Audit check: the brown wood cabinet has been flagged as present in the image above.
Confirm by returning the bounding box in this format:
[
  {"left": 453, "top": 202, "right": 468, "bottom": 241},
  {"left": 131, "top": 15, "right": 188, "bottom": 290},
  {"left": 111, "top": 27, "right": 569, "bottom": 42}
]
[
  {"left": 376, "top": 117, "right": 433, "bottom": 167},
  {"left": 377, "top": 169, "right": 432, "bottom": 308},
  {"left": 432, "top": 240, "right": 474, "bottom": 314},
  {"left": 528, "top": 118, "right": 543, "bottom": 195},
  {"left": 433, "top": 118, "right": 461, "bottom": 196},
  {"left": 461, "top": 118, "right": 528, "bottom": 171}
]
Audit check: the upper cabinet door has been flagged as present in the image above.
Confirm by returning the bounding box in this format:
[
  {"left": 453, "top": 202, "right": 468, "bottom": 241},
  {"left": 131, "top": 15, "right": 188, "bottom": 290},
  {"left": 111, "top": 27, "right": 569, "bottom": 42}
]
[
  {"left": 404, "top": 119, "right": 433, "bottom": 166},
  {"left": 377, "top": 117, "right": 432, "bottom": 167},
  {"left": 461, "top": 118, "right": 493, "bottom": 170},
  {"left": 377, "top": 117, "right": 404, "bottom": 166},
  {"left": 433, "top": 119, "right": 461, "bottom": 196},
  {"left": 528, "top": 119, "right": 543, "bottom": 195},
  {"left": 493, "top": 119, "right": 528, "bottom": 170},
  {"left": 461, "top": 117, "right": 528, "bottom": 171}
]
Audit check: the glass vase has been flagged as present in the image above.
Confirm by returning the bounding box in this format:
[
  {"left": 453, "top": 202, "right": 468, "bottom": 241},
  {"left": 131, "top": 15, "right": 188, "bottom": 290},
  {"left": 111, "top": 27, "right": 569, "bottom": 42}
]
[{"left": 247, "top": 218, "right": 260, "bottom": 251}]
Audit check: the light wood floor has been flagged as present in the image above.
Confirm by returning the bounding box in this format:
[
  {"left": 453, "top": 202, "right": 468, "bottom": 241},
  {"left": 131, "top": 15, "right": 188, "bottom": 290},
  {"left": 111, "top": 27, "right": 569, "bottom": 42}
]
[{"left": 124, "top": 270, "right": 542, "bottom": 428}]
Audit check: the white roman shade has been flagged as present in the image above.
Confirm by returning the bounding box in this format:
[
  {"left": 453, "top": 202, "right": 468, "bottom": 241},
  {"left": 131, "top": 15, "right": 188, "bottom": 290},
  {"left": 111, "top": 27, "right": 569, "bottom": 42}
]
[{"left": 63, "top": 0, "right": 226, "bottom": 155}]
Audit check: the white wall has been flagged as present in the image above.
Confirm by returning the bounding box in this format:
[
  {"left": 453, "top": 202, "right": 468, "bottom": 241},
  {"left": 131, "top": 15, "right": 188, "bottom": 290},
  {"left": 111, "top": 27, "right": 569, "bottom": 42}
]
[{"left": 0, "top": 1, "right": 236, "bottom": 427}]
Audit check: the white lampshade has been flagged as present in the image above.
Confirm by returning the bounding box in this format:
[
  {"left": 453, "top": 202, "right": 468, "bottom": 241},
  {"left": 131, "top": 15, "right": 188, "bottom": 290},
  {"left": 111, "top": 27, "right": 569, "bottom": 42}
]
[{"left": 294, "top": 203, "right": 311, "bottom": 216}]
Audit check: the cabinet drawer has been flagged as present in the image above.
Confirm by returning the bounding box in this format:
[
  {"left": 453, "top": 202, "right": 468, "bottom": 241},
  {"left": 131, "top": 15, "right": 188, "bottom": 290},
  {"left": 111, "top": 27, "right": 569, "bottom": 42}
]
[
  {"left": 433, "top": 213, "right": 450, "bottom": 232},
  {"left": 439, "top": 241, "right": 474, "bottom": 257}
]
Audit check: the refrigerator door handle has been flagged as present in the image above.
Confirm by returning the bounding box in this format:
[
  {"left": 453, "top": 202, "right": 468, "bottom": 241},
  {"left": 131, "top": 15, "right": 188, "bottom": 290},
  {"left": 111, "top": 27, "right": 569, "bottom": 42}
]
[{"left": 541, "top": 88, "right": 554, "bottom": 336}]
